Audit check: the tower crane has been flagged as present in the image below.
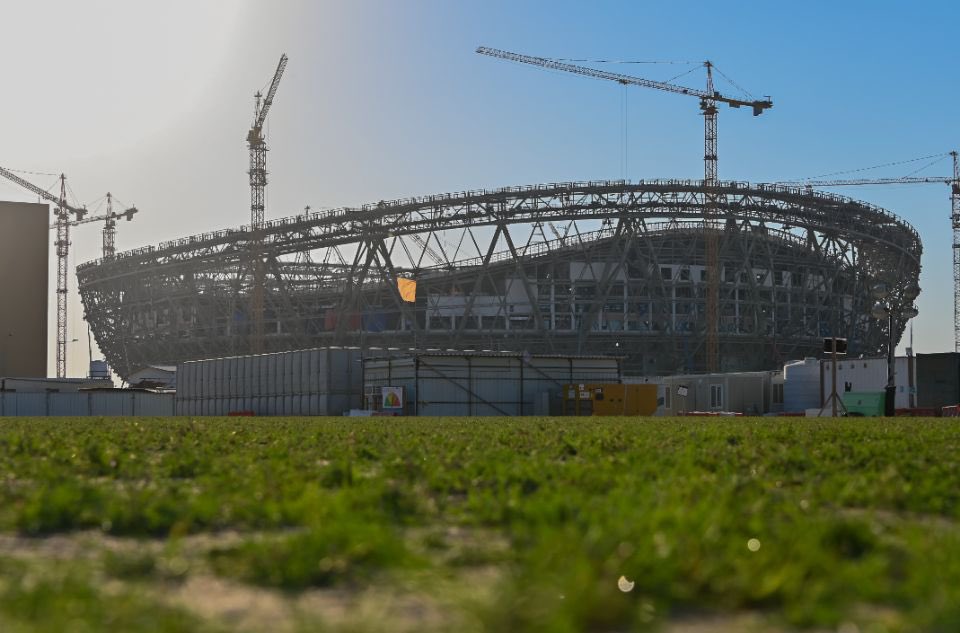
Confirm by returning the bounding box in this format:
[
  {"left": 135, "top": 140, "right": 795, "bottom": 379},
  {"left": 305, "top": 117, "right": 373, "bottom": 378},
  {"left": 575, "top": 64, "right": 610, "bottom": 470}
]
[
  {"left": 476, "top": 46, "right": 773, "bottom": 370},
  {"left": 55, "top": 192, "right": 139, "bottom": 260},
  {"left": 0, "top": 167, "right": 88, "bottom": 378},
  {"left": 779, "top": 151, "right": 960, "bottom": 351},
  {"left": 248, "top": 53, "right": 289, "bottom": 354}
]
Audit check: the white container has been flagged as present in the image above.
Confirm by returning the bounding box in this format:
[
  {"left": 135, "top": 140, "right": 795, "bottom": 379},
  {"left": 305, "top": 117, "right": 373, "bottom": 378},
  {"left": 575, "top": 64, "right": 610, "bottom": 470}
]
[
  {"left": 89, "top": 360, "right": 111, "bottom": 379},
  {"left": 784, "top": 358, "right": 821, "bottom": 413}
]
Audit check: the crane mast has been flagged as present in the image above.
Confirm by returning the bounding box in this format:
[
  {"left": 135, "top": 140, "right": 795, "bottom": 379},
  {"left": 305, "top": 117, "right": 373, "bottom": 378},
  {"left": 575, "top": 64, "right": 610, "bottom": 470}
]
[
  {"left": 477, "top": 46, "right": 772, "bottom": 371},
  {"left": 248, "top": 53, "right": 288, "bottom": 354},
  {"left": 55, "top": 176, "right": 70, "bottom": 378},
  {"left": 702, "top": 62, "right": 721, "bottom": 370},
  {"left": 952, "top": 151, "right": 960, "bottom": 351},
  {"left": 104, "top": 193, "right": 116, "bottom": 259}
]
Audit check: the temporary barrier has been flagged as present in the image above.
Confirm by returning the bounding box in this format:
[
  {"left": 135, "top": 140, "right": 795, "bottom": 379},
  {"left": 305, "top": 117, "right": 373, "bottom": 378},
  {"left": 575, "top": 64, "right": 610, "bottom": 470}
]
[{"left": 0, "top": 390, "right": 174, "bottom": 416}]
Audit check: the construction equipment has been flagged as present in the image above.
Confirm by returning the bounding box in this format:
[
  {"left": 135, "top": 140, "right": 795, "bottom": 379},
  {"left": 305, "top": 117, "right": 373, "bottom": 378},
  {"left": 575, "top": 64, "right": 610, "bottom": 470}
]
[
  {"left": 476, "top": 46, "right": 773, "bottom": 371},
  {"left": 56, "top": 192, "right": 139, "bottom": 260},
  {"left": 0, "top": 167, "right": 89, "bottom": 377},
  {"left": 247, "top": 53, "right": 289, "bottom": 354},
  {"left": 780, "top": 151, "right": 960, "bottom": 351}
]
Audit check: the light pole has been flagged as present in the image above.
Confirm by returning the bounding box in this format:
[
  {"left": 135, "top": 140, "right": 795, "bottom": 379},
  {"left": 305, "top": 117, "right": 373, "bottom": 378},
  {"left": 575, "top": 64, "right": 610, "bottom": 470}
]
[{"left": 871, "top": 281, "right": 920, "bottom": 416}]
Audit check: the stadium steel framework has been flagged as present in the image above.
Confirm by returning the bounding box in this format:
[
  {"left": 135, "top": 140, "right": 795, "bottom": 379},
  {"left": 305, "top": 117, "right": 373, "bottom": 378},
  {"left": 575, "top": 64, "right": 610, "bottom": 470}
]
[{"left": 76, "top": 179, "right": 922, "bottom": 380}]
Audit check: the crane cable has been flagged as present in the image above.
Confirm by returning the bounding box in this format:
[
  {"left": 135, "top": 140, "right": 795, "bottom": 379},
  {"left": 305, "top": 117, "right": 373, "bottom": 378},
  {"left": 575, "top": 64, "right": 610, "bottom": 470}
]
[{"left": 801, "top": 152, "right": 951, "bottom": 180}]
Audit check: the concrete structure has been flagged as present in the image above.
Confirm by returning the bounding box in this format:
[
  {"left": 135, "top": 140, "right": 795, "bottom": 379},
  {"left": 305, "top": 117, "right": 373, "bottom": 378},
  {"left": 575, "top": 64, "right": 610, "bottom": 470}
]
[
  {"left": 0, "top": 201, "right": 48, "bottom": 377},
  {"left": 362, "top": 352, "right": 621, "bottom": 416}
]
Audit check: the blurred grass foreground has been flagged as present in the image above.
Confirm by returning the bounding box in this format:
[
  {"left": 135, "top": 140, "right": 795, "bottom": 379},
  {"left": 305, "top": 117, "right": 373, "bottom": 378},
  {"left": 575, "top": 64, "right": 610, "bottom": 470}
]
[{"left": 0, "top": 417, "right": 958, "bottom": 632}]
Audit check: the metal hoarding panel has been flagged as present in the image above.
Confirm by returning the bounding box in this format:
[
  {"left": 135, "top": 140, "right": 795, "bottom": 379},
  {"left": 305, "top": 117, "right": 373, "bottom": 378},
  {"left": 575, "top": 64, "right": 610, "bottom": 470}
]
[
  {"left": 176, "top": 363, "right": 187, "bottom": 401},
  {"left": 290, "top": 351, "right": 301, "bottom": 395},
  {"left": 254, "top": 355, "right": 265, "bottom": 397},
  {"left": 234, "top": 356, "right": 243, "bottom": 397},
  {"left": 49, "top": 393, "right": 88, "bottom": 416},
  {"left": 471, "top": 356, "right": 521, "bottom": 416},
  {"left": 416, "top": 357, "right": 471, "bottom": 416},
  {"left": 217, "top": 358, "right": 226, "bottom": 398},
  {"left": 309, "top": 348, "right": 323, "bottom": 395},
  {"left": 282, "top": 352, "right": 294, "bottom": 395},
  {"left": 190, "top": 362, "right": 198, "bottom": 401},
  {"left": 326, "top": 394, "right": 346, "bottom": 416},
  {"left": 133, "top": 393, "right": 174, "bottom": 416},
  {"left": 329, "top": 348, "right": 349, "bottom": 393},
  {"left": 210, "top": 359, "right": 219, "bottom": 398},
  {"left": 322, "top": 348, "right": 335, "bottom": 394},
  {"left": 90, "top": 392, "right": 124, "bottom": 416},
  {"left": 253, "top": 355, "right": 264, "bottom": 396},
  {"left": 221, "top": 359, "right": 229, "bottom": 398},
  {"left": 301, "top": 350, "right": 311, "bottom": 395},
  {"left": 226, "top": 357, "right": 236, "bottom": 398},
  {"left": 274, "top": 354, "right": 284, "bottom": 396},
  {"left": 204, "top": 360, "right": 213, "bottom": 398},
  {"left": 12, "top": 393, "right": 48, "bottom": 416},
  {"left": 242, "top": 356, "right": 252, "bottom": 398},
  {"left": 182, "top": 362, "right": 193, "bottom": 402},
  {"left": 316, "top": 394, "right": 329, "bottom": 415},
  {"left": 302, "top": 349, "right": 314, "bottom": 395},
  {"left": 305, "top": 351, "right": 316, "bottom": 394},
  {"left": 316, "top": 348, "right": 329, "bottom": 394},
  {"left": 196, "top": 361, "right": 204, "bottom": 399},
  {"left": 224, "top": 358, "right": 233, "bottom": 398},
  {"left": 268, "top": 354, "right": 280, "bottom": 396}
]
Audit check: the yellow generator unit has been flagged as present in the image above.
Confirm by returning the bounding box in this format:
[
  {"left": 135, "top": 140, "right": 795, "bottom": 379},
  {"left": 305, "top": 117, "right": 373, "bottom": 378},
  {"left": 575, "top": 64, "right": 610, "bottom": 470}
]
[{"left": 562, "top": 383, "right": 658, "bottom": 416}]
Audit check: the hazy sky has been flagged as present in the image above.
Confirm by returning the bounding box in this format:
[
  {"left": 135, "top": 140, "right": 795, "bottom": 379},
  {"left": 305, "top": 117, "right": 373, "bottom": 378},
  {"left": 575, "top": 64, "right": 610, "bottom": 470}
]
[{"left": 0, "top": 1, "right": 956, "bottom": 376}]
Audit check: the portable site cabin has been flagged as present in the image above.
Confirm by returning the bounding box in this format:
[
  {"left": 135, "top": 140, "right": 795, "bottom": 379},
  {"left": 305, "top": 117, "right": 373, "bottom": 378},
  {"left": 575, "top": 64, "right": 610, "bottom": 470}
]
[{"left": 658, "top": 371, "right": 777, "bottom": 416}]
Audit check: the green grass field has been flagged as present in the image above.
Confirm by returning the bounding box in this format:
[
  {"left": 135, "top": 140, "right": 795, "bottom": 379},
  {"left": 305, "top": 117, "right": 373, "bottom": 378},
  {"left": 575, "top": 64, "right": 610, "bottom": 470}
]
[{"left": 0, "top": 417, "right": 958, "bottom": 632}]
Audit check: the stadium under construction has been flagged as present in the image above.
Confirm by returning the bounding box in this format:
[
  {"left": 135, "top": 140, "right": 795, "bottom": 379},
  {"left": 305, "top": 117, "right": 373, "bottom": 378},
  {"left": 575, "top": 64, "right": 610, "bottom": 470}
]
[{"left": 76, "top": 179, "right": 923, "bottom": 380}]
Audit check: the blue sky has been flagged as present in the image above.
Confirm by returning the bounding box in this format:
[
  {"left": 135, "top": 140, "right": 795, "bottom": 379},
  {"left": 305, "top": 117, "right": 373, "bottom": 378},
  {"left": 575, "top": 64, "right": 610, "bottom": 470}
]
[{"left": 0, "top": 1, "right": 956, "bottom": 374}]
